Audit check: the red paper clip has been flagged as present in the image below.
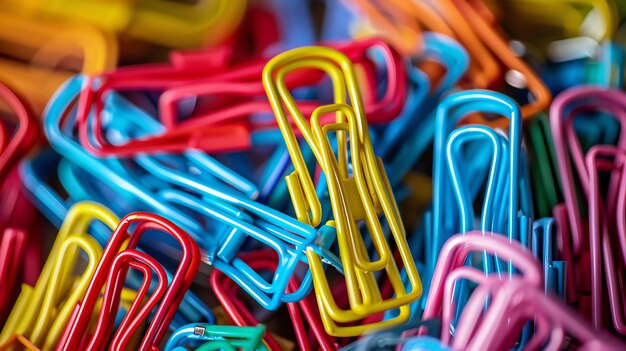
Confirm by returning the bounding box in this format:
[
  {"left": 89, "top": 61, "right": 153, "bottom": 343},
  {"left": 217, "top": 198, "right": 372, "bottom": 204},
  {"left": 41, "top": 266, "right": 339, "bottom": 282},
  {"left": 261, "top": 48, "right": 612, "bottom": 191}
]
[
  {"left": 0, "top": 228, "right": 27, "bottom": 323},
  {"left": 0, "top": 167, "right": 43, "bottom": 285},
  {"left": 57, "top": 212, "right": 200, "bottom": 351},
  {"left": 75, "top": 38, "right": 405, "bottom": 157},
  {"left": 0, "top": 83, "right": 40, "bottom": 181}
]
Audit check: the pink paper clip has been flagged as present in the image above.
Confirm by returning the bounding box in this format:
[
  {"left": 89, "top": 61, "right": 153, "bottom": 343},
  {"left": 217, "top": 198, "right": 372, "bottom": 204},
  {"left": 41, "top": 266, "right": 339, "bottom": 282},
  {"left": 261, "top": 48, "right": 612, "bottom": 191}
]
[
  {"left": 57, "top": 212, "right": 200, "bottom": 351},
  {"left": 402, "top": 231, "right": 541, "bottom": 342},
  {"left": 585, "top": 145, "right": 626, "bottom": 334},
  {"left": 442, "top": 269, "right": 526, "bottom": 349},
  {"left": 465, "top": 277, "right": 626, "bottom": 351},
  {"left": 550, "top": 86, "right": 626, "bottom": 256},
  {"left": 421, "top": 231, "right": 542, "bottom": 323}
]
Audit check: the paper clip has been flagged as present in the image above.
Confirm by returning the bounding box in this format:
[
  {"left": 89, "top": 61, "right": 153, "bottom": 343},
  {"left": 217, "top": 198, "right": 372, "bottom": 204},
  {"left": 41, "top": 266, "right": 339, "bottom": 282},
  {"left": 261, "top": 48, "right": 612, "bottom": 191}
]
[
  {"left": 0, "top": 228, "right": 27, "bottom": 323},
  {"left": 0, "top": 83, "right": 40, "bottom": 182},
  {"left": 431, "top": 90, "right": 522, "bottom": 275},
  {"left": 550, "top": 86, "right": 626, "bottom": 256},
  {"left": 585, "top": 145, "right": 626, "bottom": 334},
  {"left": 0, "top": 202, "right": 115, "bottom": 349},
  {"left": 263, "top": 45, "right": 422, "bottom": 335},
  {"left": 531, "top": 218, "right": 567, "bottom": 298},
  {"left": 163, "top": 324, "right": 268, "bottom": 351},
  {"left": 0, "top": 13, "right": 117, "bottom": 114},
  {"left": 57, "top": 212, "right": 200, "bottom": 351},
  {"left": 462, "top": 276, "right": 626, "bottom": 350},
  {"left": 419, "top": 232, "right": 542, "bottom": 339}
]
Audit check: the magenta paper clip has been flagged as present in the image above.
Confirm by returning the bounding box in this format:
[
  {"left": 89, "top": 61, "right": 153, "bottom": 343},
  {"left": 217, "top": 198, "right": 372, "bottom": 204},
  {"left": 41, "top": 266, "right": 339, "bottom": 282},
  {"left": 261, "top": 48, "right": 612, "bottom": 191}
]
[
  {"left": 421, "top": 231, "right": 542, "bottom": 323},
  {"left": 550, "top": 86, "right": 626, "bottom": 256},
  {"left": 464, "top": 277, "right": 626, "bottom": 351},
  {"left": 585, "top": 145, "right": 626, "bottom": 334}
]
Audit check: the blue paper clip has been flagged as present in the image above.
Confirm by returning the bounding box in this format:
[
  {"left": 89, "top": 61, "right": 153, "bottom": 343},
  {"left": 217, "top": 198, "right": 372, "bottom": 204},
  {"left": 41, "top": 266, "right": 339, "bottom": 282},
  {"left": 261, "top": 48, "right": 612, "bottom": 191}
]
[
  {"left": 431, "top": 90, "right": 523, "bottom": 276},
  {"left": 44, "top": 76, "right": 207, "bottom": 239},
  {"left": 426, "top": 91, "right": 525, "bottom": 335},
  {"left": 96, "top": 88, "right": 319, "bottom": 310},
  {"left": 532, "top": 218, "right": 567, "bottom": 299},
  {"left": 154, "top": 188, "right": 316, "bottom": 310}
]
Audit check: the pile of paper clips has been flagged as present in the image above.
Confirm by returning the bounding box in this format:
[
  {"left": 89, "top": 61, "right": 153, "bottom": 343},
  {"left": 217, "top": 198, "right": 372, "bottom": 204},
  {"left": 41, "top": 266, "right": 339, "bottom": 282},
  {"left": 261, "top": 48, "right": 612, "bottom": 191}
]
[{"left": 2, "top": 0, "right": 626, "bottom": 350}]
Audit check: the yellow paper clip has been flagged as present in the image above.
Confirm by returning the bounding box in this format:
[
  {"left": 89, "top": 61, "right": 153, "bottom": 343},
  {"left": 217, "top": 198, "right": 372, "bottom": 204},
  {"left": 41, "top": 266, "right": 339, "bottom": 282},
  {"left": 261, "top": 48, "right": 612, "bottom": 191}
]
[
  {"left": 0, "top": 0, "right": 135, "bottom": 33},
  {"left": 0, "top": 202, "right": 116, "bottom": 350},
  {"left": 126, "top": 0, "right": 247, "bottom": 49},
  {"left": 0, "top": 12, "right": 117, "bottom": 114},
  {"left": 502, "top": 0, "right": 617, "bottom": 43},
  {"left": 263, "top": 46, "right": 422, "bottom": 336},
  {"left": 0, "top": 0, "right": 246, "bottom": 49}
]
